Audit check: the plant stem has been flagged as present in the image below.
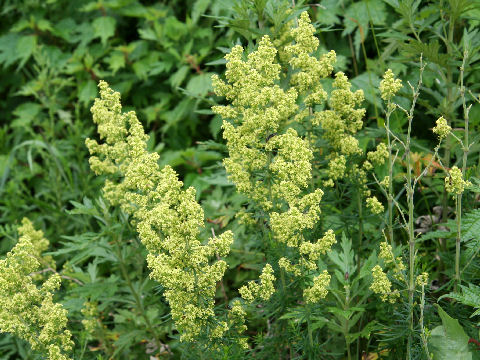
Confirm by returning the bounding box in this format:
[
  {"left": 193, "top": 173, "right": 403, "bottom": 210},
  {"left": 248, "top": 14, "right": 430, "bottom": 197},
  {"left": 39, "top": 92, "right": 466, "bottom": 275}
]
[
  {"left": 357, "top": 190, "right": 363, "bottom": 264},
  {"left": 419, "top": 285, "right": 432, "bottom": 360},
  {"left": 112, "top": 232, "right": 163, "bottom": 353},
  {"left": 455, "top": 51, "right": 471, "bottom": 291},
  {"left": 406, "top": 60, "right": 424, "bottom": 360},
  {"left": 386, "top": 102, "right": 394, "bottom": 244},
  {"left": 344, "top": 284, "right": 352, "bottom": 360},
  {"left": 455, "top": 195, "right": 461, "bottom": 291}
]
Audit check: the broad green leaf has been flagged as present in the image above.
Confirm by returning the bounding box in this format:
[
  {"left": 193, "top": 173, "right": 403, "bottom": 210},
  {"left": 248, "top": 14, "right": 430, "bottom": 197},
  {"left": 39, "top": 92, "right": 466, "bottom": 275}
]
[
  {"left": 316, "top": 0, "right": 342, "bottom": 25},
  {"left": 12, "top": 103, "right": 42, "bottom": 128},
  {"left": 105, "top": 52, "right": 125, "bottom": 74},
  {"left": 78, "top": 79, "right": 98, "bottom": 104},
  {"left": 428, "top": 304, "right": 472, "bottom": 360},
  {"left": 92, "top": 16, "right": 116, "bottom": 45},
  {"left": 16, "top": 35, "right": 37, "bottom": 68},
  {"left": 170, "top": 65, "right": 190, "bottom": 88},
  {"left": 164, "top": 16, "right": 187, "bottom": 41},
  {"left": 186, "top": 73, "right": 213, "bottom": 97},
  {"left": 0, "top": 33, "right": 20, "bottom": 66}
]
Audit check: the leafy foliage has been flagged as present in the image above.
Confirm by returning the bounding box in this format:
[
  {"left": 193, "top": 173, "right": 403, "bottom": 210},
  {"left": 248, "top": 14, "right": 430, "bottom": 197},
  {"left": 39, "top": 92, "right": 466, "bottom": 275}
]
[{"left": 1, "top": 0, "right": 480, "bottom": 359}]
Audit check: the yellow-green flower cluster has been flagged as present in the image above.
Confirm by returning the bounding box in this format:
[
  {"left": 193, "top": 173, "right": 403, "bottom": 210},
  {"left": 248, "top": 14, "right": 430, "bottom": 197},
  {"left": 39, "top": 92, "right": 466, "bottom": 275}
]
[
  {"left": 212, "top": 35, "right": 301, "bottom": 210},
  {"left": 213, "top": 11, "right": 336, "bottom": 306},
  {"left": 270, "top": 190, "right": 324, "bottom": 247},
  {"left": 370, "top": 265, "right": 399, "bottom": 303},
  {"left": 378, "top": 241, "right": 405, "bottom": 280},
  {"left": 81, "top": 301, "right": 98, "bottom": 335},
  {"left": 445, "top": 166, "right": 471, "bottom": 195},
  {"left": 278, "top": 257, "right": 302, "bottom": 276},
  {"left": 265, "top": 128, "right": 316, "bottom": 204},
  {"left": 313, "top": 72, "right": 365, "bottom": 155},
  {"left": 432, "top": 116, "right": 451, "bottom": 139},
  {"left": 367, "top": 143, "right": 388, "bottom": 165},
  {"left": 299, "top": 230, "right": 337, "bottom": 262},
  {"left": 87, "top": 82, "right": 235, "bottom": 343},
  {"left": 304, "top": 270, "right": 331, "bottom": 304},
  {"left": 327, "top": 155, "right": 346, "bottom": 180},
  {"left": 0, "top": 219, "right": 73, "bottom": 360},
  {"left": 284, "top": 12, "right": 336, "bottom": 103},
  {"left": 416, "top": 272, "right": 429, "bottom": 287},
  {"left": 227, "top": 300, "right": 248, "bottom": 349},
  {"left": 379, "top": 69, "right": 402, "bottom": 101},
  {"left": 380, "top": 176, "right": 390, "bottom": 187},
  {"left": 379, "top": 241, "right": 394, "bottom": 263},
  {"left": 366, "top": 196, "right": 384, "bottom": 214},
  {"left": 239, "top": 264, "right": 276, "bottom": 303}
]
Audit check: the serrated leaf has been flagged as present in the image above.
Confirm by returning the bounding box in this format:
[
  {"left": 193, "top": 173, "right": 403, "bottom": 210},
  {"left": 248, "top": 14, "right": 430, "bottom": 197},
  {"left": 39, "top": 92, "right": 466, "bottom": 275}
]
[
  {"left": 106, "top": 52, "right": 125, "bottom": 74},
  {"left": 461, "top": 209, "right": 480, "bottom": 242},
  {"left": 186, "top": 73, "right": 212, "bottom": 97},
  {"left": 92, "top": 16, "right": 116, "bottom": 45},
  {"left": 170, "top": 65, "right": 190, "bottom": 88},
  {"left": 440, "top": 284, "right": 480, "bottom": 320},
  {"left": 16, "top": 35, "right": 37, "bottom": 68},
  {"left": 78, "top": 79, "right": 98, "bottom": 104},
  {"left": 12, "top": 102, "right": 43, "bottom": 128}
]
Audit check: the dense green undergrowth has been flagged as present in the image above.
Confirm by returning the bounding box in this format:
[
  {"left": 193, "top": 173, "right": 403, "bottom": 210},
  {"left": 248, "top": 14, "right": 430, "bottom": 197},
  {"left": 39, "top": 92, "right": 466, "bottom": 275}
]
[{"left": 2, "top": 0, "right": 480, "bottom": 359}]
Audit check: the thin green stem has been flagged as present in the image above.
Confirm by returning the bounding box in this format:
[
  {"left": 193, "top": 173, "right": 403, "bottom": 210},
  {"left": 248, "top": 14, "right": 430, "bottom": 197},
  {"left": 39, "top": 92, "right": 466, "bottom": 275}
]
[
  {"left": 420, "top": 285, "right": 432, "bottom": 360},
  {"left": 455, "top": 195, "right": 461, "bottom": 291},
  {"left": 455, "top": 51, "right": 471, "bottom": 291},
  {"left": 386, "top": 103, "right": 394, "bottom": 244},
  {"left": 111, "top": 232, "right": 163, "bottom": 353},
  {"left": 357, "top": 190, "right": 363, "bottom": 263},
  {"left": 406, "top": 60, "right": 425, "bottom": 360}
]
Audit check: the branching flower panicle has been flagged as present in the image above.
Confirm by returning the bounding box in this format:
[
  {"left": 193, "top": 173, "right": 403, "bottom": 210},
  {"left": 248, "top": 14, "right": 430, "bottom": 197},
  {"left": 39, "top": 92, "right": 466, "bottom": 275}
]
[
  {"left": 432, "top": 116, "right": 451, "bottom": 140},
  {"left": 370, "top": 265, "right": 399, "bottom": 304},
  {"left": 380, "top": 69, "right": 402, "bottom": 101},
  {"left": 0, "top": 219, "right": 73, "bottom": 360},
  {"left": 239, "top": 264, "right": 276, "bottom": 303},
  {"left": 445, "top": 166, "right": 471, "bottom": 195},
  {"left": 87, "top": 81, "right": 235, "bottom": 343},
  {"left": 304, "top": 270, "right": 331, "bottom": 304},
  {"left": 212, "top": 11, "right": 342, "bottom": 307},
  {"left": 366, "top": 196, "right": 384, "bottom": 214}
]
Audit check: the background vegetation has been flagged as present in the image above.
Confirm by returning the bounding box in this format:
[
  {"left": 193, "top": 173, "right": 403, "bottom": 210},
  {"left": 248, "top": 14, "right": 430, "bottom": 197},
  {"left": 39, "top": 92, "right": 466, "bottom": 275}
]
[{"left": 1, "top": 0, "right": 480, "bottom": 359}]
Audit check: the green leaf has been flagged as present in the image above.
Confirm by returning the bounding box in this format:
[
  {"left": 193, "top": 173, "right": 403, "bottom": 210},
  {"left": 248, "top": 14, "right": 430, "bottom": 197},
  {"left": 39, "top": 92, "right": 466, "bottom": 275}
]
[
  {"left": 92, "top": 16, "right": 116, "bottom": 45},
  {"left": 170, "top": 65, "right": 190, "bottom": 88},
  {"left": 106, "top": 52, "right": 125, "bottom": 74},
  {"left": 12, "top": 103, "right": 43, "bottom": 128},
  {"left": 192, "top": 0, "right": 210, "bottom": 24},
  {"left": 316, "top": 0, "right": 342, "bottom": 26},
  {"left": 343, "top": 0, "right": 386, "bottom": 54},
  {"left": 186, "top": 73, "right": 213, "bottom": 97},
  {"left": 164, "top": 16, "right": 188, "bottom": 41},
  {"left": 428, "top": 304, "right": 472, "bottom": 360},
  {"left": 328, "top": 233, "right": 355, "bottom": 277},
  {"left": 78, "top": 79, "right": 98, "bottom": 104},
  {"left": 440, "top": 284, "right": 480, "bottom": 322},
  {"left": 16, "top": 35, "right": 37, "bottom": 68}
]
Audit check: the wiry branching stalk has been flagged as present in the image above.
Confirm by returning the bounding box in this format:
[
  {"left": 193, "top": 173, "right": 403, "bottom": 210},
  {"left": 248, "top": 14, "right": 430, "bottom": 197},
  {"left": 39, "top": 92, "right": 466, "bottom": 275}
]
[
  {"left": 396, "top": 59, "right": 425, "bottom": 359},
  {"left": 455, "top": 51, "right": 472, "bottom": 291}
]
